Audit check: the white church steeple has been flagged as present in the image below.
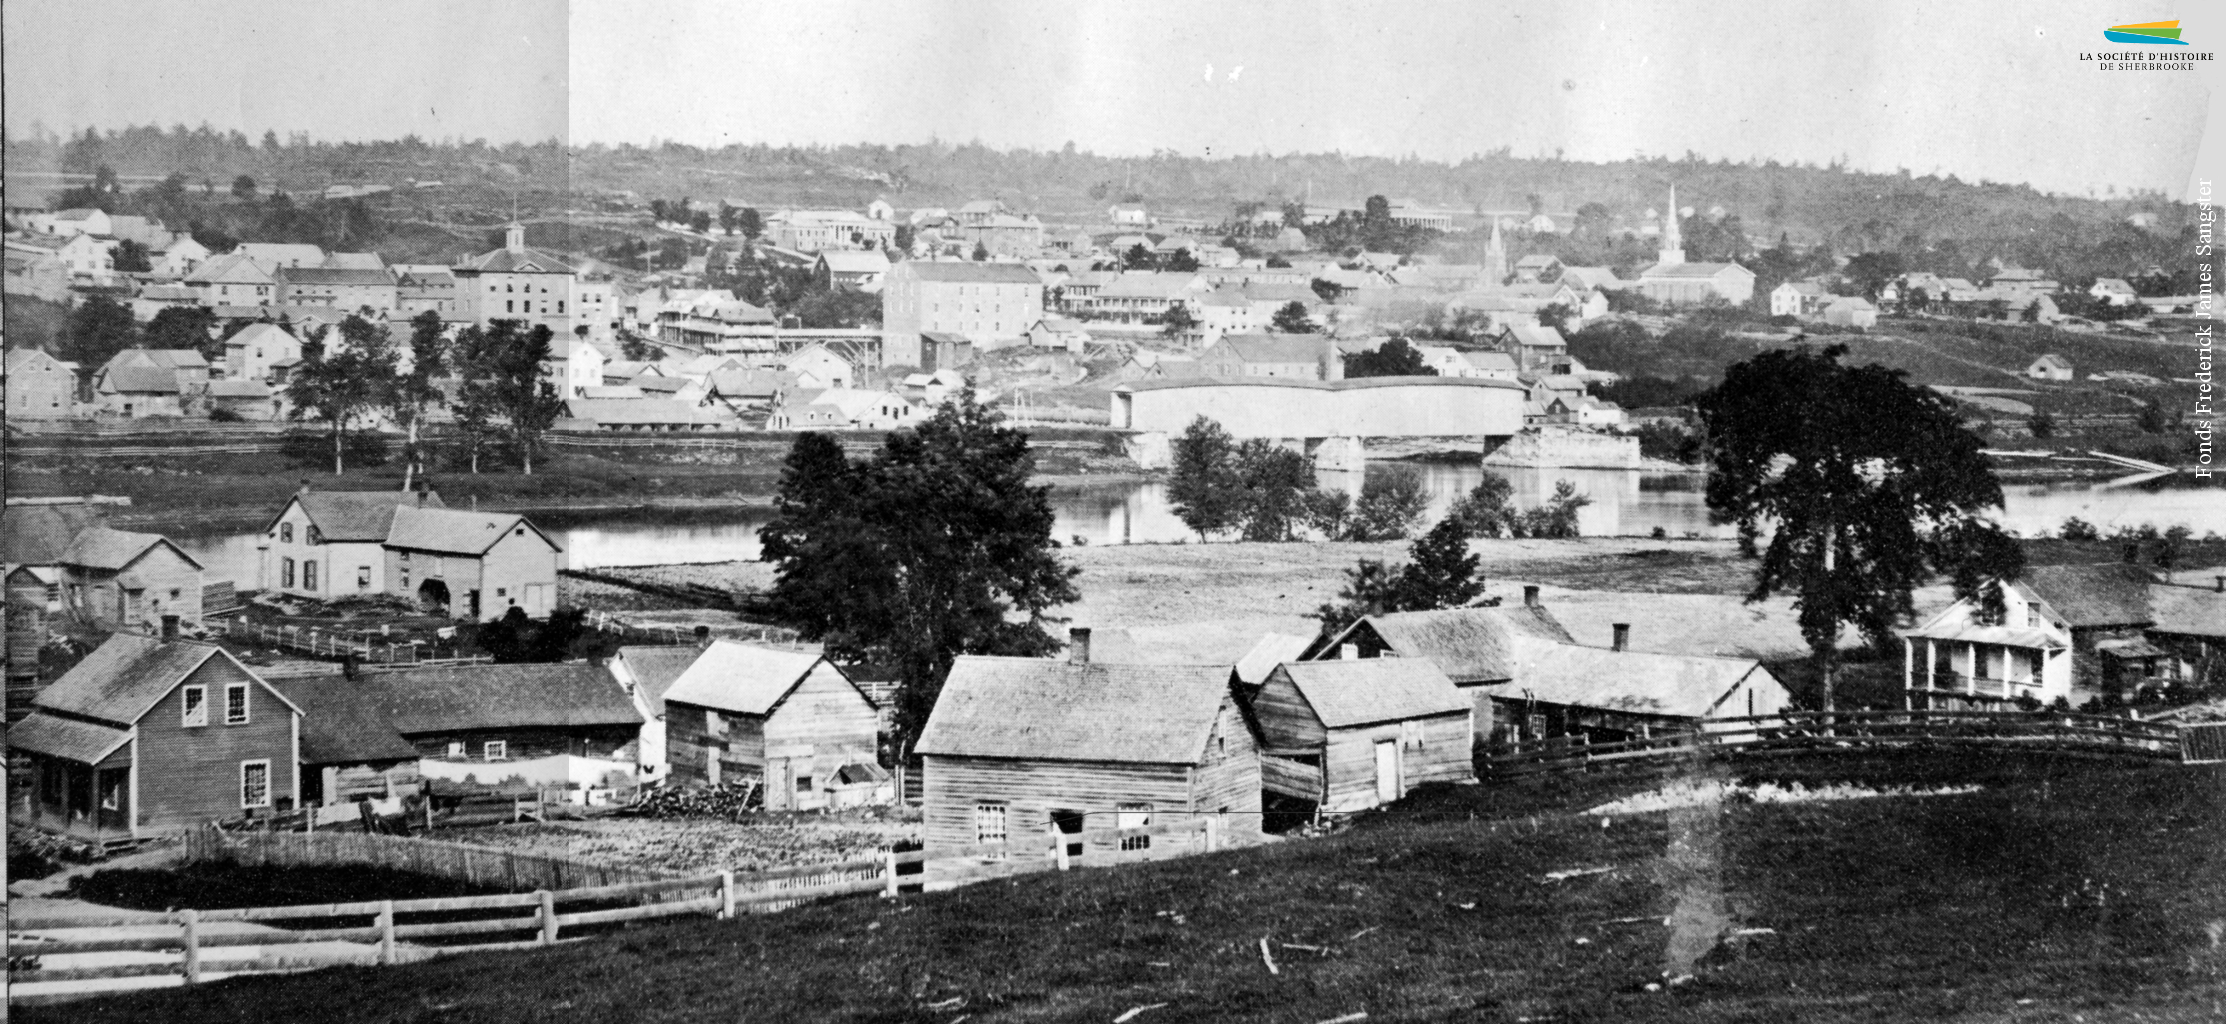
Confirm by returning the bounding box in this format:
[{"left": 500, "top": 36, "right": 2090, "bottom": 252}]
[
  {"left": 1657, "top": 185, "right": 1685, "bottom": 268},
  {"left": 1483, "top": 217, "right": 1508, "bottom": 285}
]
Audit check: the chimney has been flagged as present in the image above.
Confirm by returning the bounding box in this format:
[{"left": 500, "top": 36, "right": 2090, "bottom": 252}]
[
  {"left": 297, "top": 479, "right": 312, "bottom": 496},
  {"left": 1068, "top": 627, "right": 1092, "bottom": 666},
  {"left": 160, "top": 614, "right": 180, "bottom": 642},
  {"left": 2215, "top": 575, "right": 2225, "bottom": 594},
  {"left": 694, "top": 625, "right": 712, "bottom": 648},
  {"left": 1523, "top": 585, "right": 1540, "bottom": 608},
  {"left": 1340, "top": 643, "right": 1358, "bottom": 661},
  {"left": 1611, "top": 623, "right": 1630, "bottom": 652}
]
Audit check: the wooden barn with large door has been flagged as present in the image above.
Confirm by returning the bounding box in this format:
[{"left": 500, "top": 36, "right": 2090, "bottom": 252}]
[
  {"left": 1251, "top": 658, "right": 1474, "bottom": 811},
  {"left": 913, "top": 629, "right": 1261, "bottom": 858},
  {"left": 1310, "top": 590, "right": 1575, "bottom": 746},
  {"left": 660, "top": 640, "right": 884, "bottom": 810}
]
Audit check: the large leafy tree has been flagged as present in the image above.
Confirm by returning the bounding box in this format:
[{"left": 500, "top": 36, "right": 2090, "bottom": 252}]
[
  {"left": 58, "top": 296, "right": 139, "bottom": 368},
  {"left": 1168, "top": 415, "right": 1242, "bottom": 540},
  {"left": 1697, "top": 344, "right": 2019, "bottom": 711},
  {"left": 453, "top": 319, "right": 565, "bottom": 475},
  {"left": 760, "top": 390, "right": 1081, "bottom": 748},
  {"left": 1343, "top": 337, "right": 1436, "bottom": 378},
  {"left": 1269, "top": 301, "right": 1316, "bottom": 334},
  {"left": 1315, "top": 516, "right": 1486, "bottom": 634},
  {"left": 142, "top": 305, "right": 221, "bottom": 362},
  {"left": 388, "top": 310, "right": 450, "bottom": 490},
  {"left": 284, "top": 317, "right": 396, "bottom": 475}
]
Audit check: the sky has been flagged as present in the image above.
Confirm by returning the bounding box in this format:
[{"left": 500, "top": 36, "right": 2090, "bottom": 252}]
[{"left": 6, "top": 0, "right": 2216, "bottom": 199}]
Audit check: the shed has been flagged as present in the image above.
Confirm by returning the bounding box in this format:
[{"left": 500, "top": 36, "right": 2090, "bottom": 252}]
[
  {"left": 659, "top": 640, "right": 884, "bottom": 810},
  {"left": 914, "top": 633, "right": 1261, "bottom": 857},
  {"left": 58, "top": 527, "right": 206, "bottom": 630},
  {"left": 1251, "top": 658, "right": 1474, "bottom": 811},
  {"left": 1489, "top": 635, "right": 1791, "bottom": 743},
  {"left": 353, "top": 662, "right": 644, "bottom": 788},
  {"left": 1313, "top": 598, "right": 1575, "bottom": 743}
]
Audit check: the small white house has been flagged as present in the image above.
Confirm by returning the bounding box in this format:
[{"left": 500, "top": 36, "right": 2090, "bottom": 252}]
[
  {"left": 2088, "top": 278, "right": 2139, "bottom": 307},
  {"left": 782, "top": 344, "right": 855, "bottom": 391},
  {"left": 1822, "top": 296, "right": 1878, "bottom": 328},
  {"left": 1900, "top": 579, "right": 2076, "bottom": 709},
  {"left": 2027, "top": 354, "right": 2074, "bottom": 381}
]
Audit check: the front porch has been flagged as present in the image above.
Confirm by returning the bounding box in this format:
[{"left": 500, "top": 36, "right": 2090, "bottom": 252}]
[
  {"left": 12, "top": 756, "right": 137, "bottom": 847},
  {"left": 1902, "top": 632, "right": 2069, "bottom": 708}
]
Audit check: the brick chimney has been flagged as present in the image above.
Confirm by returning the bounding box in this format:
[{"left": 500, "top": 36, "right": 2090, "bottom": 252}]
[
  {"left": 1068, "top": 627, "right": 1092, "bottom": 666},
  {"left": 1611, "top": 623, "right": 1630, "bottom": 652},
  {"left": 1523, "top": 585, "right": 1540, "bottom": 608},
  {"left": 160, "top": 614, "right": 180, "bottom": 642},
  {"left": 1339, "top": 643, "right": 1358, "bottom": 660}
]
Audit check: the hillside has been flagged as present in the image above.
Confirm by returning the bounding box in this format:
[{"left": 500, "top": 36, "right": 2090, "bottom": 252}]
[{"left": 28, "top": 753, "right": 2225, "bottom": 1023}]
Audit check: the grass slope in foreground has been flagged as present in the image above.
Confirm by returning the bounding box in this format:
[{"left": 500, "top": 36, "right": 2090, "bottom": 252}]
[{"left": 26, "top": 753, "right": 2226, "bottom": 1023}]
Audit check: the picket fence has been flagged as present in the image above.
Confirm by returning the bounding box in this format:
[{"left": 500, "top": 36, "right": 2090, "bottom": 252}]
[
  {"left": 7, "top": 818, "right": 1222, "bottom": 1003},
  {"left": 1482, "top": 708, "right": 2187, "bottom": 777}
]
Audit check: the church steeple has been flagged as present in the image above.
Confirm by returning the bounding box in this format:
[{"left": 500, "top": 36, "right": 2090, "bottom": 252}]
[
  {"left": 1483, "top": 217, "right": 1508, "bottom": 285},
  {"left": 1657, "top": 185, "right": 1685, "bottom": 267}
]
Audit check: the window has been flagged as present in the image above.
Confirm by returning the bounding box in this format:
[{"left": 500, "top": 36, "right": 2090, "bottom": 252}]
[
  {"left": 399, "top": 550, "right": 410, "bottom": 564},
  {"left": 795, "top": 774, "right": 812, "bottom": 793},
  {"left": 1117, "top": 804, "right": 1153, "bottom": 851},
  {"left": 307, "top": 526, "right": 323, "bottom": 545},
  {"left": 281, "top": 557, "right": 296, "bottom": 588},
  {"left": 126, "top": 588, "right": 144, "bottom": 621},
  {"left": 357, "top": 566, "right": 371, "bottom": 589},
  {"left": 496, "top": 587, "right": 507, "bottom": 597},
  {"left": 182, "top": 685, "right": 208, "bottom": 727},
  {"left": 446, "top": 741, "right": 466, "bottom": 759},
  {"left": 974, "top": 803, "right": 1007, "bottom": 846},
  {"left": 303, "top": 560, "right": 317, "bottom": 591},
  {"left": 240, "top": 761, "right": 271, "bottom": 808},
  {"left": 226, "top": 683, "right": 250, "bottom": 725},
  {"left": 281, "top": 522, "right": 293, "bottom": 542},
  {"left": 484, "top": 741, "right": 508, "bottom": 761}
]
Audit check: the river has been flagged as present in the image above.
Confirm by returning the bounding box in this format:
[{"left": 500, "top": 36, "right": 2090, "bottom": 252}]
[{"left": 169, "top": 464, "right": 2225, "bottom": 585}]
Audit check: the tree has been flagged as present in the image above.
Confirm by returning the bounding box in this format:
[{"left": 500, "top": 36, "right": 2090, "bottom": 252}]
[
  {"left": 388, "top": 311, "right": 450, "bottom": 491},
  {"left": 143, "top": 306, "right": 221, "bottom": 362},
  {"left": 1350, "top": 465, "right": 1429, "bottom": 541},
  {"left": 2027, "top": 410, "right": 2057, "bottom": 440},
  {"left": 1314, "top": 559, "right": 1405, "bottom": 635},
  {"left": 1517, "top": 480, "right": 1591, "bottom": 538},
  {"left": 619, "top": 329, "right": 665, "bottom": 361},
  {"left": 1446, "top": 472, "right": 1516, "bottom": 537},
  {"left": 718, "top": 202, "right": 739, "bottom": 236},
  {"left": 1123, "top": 243, "right": 1157, "bottom": 270},
  {"left": 111, "top": 239, "right": 153, "bottom": 273},
  {"left": 1233, "top": 439, "right": 1317, "bottom": 541},
  {"left": 1343, "top": 337, "right": 1435, "bottom": 378},
  {"left": 1163, "top": 248, "right": 1201, "bottom": 272},
  {"left": 455, "top": 320, "right": 565, "bottom": 475},
  {"left": 1841, "top": 252, "right": 1905, "bottom": 299},
  {"left": 689, "top": 209, "right": 713, "bottom": 234},
  {"left": 1398, "top": 518, "right": 1485, "bottom": 610},
  {"left": 57, "top": 296, "right": 139, "bottom": 368},
  {"left": 892, "top": 223, "right": 914, "bottom": 254},
  {"left": 284, "top": 317, "right": 396, "bottom": 475},
  {"left": 1269, "top": 301, "right": 1316, "bottom": 334},
  {"left": 1160, "top": 303, "right": 1199, "bottom": 338},
  {"left": 759, "top": 390, "right": 1081, "bottom": 749},
  {"left": 1697, "top": 344, "right": 2011, "bottom": 712},
  {"left": 971, "top": 242, "right": 991, "bottom": 262},
  {"left": 737, "top": 207, "right": 764, "bottom": 241},
  {"left": 231, "top": 174, "right": 256, "bottom": 200}
]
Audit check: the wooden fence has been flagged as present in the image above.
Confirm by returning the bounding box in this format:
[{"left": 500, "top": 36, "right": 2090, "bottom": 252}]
[
  {"left": 10, "top": 818, "right": 1222, "bottom": 1003},
  {"left": 1481, "top": 709, "right": 2187, "bottom": 777},
  {"left": 213, "top": 618, "right": 489, "bottom": 667}
]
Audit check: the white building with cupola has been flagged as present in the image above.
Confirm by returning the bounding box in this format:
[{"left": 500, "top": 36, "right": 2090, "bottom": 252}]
[{"left": 454, "top": 222, "right": 579, "bottom": 336}]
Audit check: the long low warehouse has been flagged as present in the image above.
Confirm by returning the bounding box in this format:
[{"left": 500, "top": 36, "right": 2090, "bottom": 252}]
[{"left": 1110, "top": 376, "right": 1528, "bottom": 439}]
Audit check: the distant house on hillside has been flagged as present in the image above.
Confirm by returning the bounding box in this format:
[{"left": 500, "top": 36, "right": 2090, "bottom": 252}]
[
  {"left": 2089, "top": 278, "right": 2139, "bottom": 307},
  {"left": 1823, "top": 296, "right": 1878, "bottom": 328},
  {"left": 5, "top": 348, "right": 79, "bottom": 419},
  {"left": 1769, "top": 281, "right": 1831, "bottom": 318},
  {"left": 2027, "top": 354, "right": 2073, "bottom": 381},
  {"left": 1251, "top": 657, "right": 1474, "bottom": 812},
  {"left": 660, "top": 641, "right": 886, "bottom": 810},
  {"left": 914, "top": 630, "right": 1261, "bottom": 856}
]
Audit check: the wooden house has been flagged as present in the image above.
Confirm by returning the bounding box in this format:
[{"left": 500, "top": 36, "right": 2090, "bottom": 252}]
[
  {"left": 1491, "top": 633, "right": 1790, "bottom": 743},
  {"left": 10, "top": 627, "right": 302, "bottom": 840},
  {"left": 382, "top": 505, "right": 564, "bottom": 622},
  {"left": 274, "top": 674, "right": 424, "bottom": 809},
  {"left": 350, "top": 662, "right": 643, "bottom": 789},
  {"left": 913, "top": 630, "right": 1261, "bottom": 858},
  {"left": 1252, "top": 658, "right": 1474, "bottom": 812},
  {"left": 1312, "top": 592, "right": 1576, "bottom": 744},
  {"left": 58, "top": 527, "right": 206, "bottom": 631},
  {"left": 606, "top": 644, "right": 705, "bottom": 780},
  {"left": 264, "top": 487, "right": 443, "bottom": 598},
  {"left": 660, "top": 641, "right": 884, "bottom": 810}
]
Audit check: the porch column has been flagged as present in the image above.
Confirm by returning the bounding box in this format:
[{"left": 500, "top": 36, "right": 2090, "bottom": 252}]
[
  {"left": 1926, "top": 639, "right": 1937, "bottom": 691},
  {"left": 1963, "top": 643, "right": 1976, "bottom": 694}
]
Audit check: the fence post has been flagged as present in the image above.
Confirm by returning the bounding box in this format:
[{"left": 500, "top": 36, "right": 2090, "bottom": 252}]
[
  {"left": 1205, "top": 815, "right": 1221, "bottom": 853},
  {"left": 883, "top": 850, "right": 899, "bottom": 897},
  {"left": 720, "top": 871, "right": 736, "bottom": 919},
  {"left": 179, "top": 909, "right": 202, "bottom": 985},
  {"left": 378, "top": 900, "right": 396, "bottom": 965},
  {"left": 538, "top": 889, "right": 557, "bottom": 945},
  {"left": 1053, "top": 825, "right": 1070, "bottom": 871}
]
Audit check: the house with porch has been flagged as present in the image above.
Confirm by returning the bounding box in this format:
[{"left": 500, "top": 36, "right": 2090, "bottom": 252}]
[
  {"left": 914, "top": 630, "right": 1261, "bottom": 856},
  {"left": 1900, "top": 577, "right": 2077, "bottom": 709},
  {"left": 11, "top": 629, "right": 302, "bottom": 841},
  {"left": 1250, "top": 657, "right": 1474, "bottom": 812},
  {"left": 660, "top": 641, "right": 886, "bottom": 810},
  {"left": 382, "top": 505, "right": 564, "bottom": 621}
]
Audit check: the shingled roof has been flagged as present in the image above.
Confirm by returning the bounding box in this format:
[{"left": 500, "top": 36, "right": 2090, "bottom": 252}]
[
  {"left": 2020, "top": 564, "right": 2158, "bottom": 629},
  {"left": 384, "top": 505, "right": 559, "bottom": 556},
  {"left": 1272, "top": 659, "right": 1469, "bottom": 729},
  {"left": 60, "top": 528, "right": 202, "bottom": 573},
  {"left": 270, "top": 490, "right": 444, "bottom": 543},
  {"left": 276, "top": 676, "right": 424, "bottom": 764},
  {"left": 915, "top": 656, "right": 1233, "bottom": 765},
  {"left": 1494, "top": 636, "right": 1776, "bottom": 719},
  {"left": 611, "top": 645, "right": 705, "bottom": 716},
  {"left": 8, "top": 713, "right": 133, "bottom": 764},
  {"left": 2, "top": 502, "right": 110, "bottom": 565},
  {"left": 1322, "top": 605, "right": 1575, "bottom": 685},
  {"left": 661, "top": 641, "right": 850, "bottom": 717},
  {"left": 356, "top": 663, "right": 640, "bottom": 735},
  {"left": 37, "top": 634, "right": 297, "bottom": 726}
]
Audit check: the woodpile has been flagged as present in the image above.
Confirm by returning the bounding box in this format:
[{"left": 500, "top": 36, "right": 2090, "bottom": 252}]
[{"left": 619, "top": 782, "right": 763, "bottom": 821}]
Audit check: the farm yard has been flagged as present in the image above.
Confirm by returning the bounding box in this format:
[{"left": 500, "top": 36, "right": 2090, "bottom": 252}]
[{"left": 24, "top": 751, "right": 2224, "bottom": 1024}]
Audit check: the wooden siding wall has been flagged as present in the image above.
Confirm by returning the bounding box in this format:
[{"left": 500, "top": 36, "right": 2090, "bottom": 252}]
[
  {"left": 666, "top": 703, "right": 766, "bottom": 789},
  {"left": 408, "top": 726, "right": 637, "bottom": 764},
  {"left": 1188, "top": 700, "right": 1263, "bottom": 826},
  {"left": 921, "top": 755, "right": 1193, "bottom": 853},
  {"left": 1321, "top": 711, "right": 1471, "bottom": 812},
  {"left": 479, "top": 529, "right": 562, "bottom": 619},
  {"left": 134, "top": 657, "right": 297, "bottom": 833},
  {"left": 386, "top": 547, "right": 485, "bottom": 620},
  {"left": 762, "top": 663, "right": 882, "bottom": 811},
  {"left": 1250, "top": 671, "right": 1327, "bottom": 748}
]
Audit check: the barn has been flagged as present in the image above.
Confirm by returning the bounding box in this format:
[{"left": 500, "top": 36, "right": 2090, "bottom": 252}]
[
  {"left": 1251, "top": 657, "right": 1474, "bottom": 812},
  {"left": 914, "top": 630, "right": 1261, "bottom": 859},
  {"left": 659, "top": 640, "right": 885, "bottom": 810},
  {"left": 1312, "top": 590, "right": 1576, "bottom": 745}
]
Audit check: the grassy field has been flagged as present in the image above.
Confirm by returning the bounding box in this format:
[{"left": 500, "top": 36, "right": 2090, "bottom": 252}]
[
  {"left": 425, "top": 810, "right": 920, "bottom": 876},
  {"left": 30, "top": 752, "right": 2224, "bottom": 1023}
]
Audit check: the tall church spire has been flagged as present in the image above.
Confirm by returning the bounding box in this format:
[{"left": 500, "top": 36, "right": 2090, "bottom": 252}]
[
  {"left": 1657, "top": 184, "right": 1685, "bottom": 268},
  {"left": 1483, "top": 217, "right": 1508, "bottom": 285}
]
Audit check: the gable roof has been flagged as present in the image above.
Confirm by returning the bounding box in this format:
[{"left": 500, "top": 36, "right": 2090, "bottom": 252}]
[
  {"left": 1496, "top": 636, "right": 1773, "bottom": 718},
  {"left": 661, "top": 640, "right": 854, "bottom": 717},
  {"left": 224, "top": 322, "right": 300, "bottom": 350},
  {"left": 1274, "top": 658, "right": 1469, "bottom": 728},
  {"left": 276, "top": 490, "right": 444, "bottom": 543},
  {"left": 456, "top": 245, "right": 576, "bottom": 275},
  {"left": 1501, "top": 324, "right": 1567, "bottom": 349},
  {"left": 1324, "top": 605, "right": 1575, "bottom": 684},
  {"left": 2, "top": 501, "right": 110, "bottom": 565},
  {"left": 1640, "top": 262, "right": 1755, "bottom": 280},
  {"left": 612, "top": 645, "right": 705, "bottom": 716},
  {"left": 385, "top": 505, "right": 559, "bottom": 556},
  {"left": 2147, "top": 584, "right": 2226, "bottom": 639},
  {"left": 7, "top": 712, "right": 132, "bottom": 764},
  {"left": 60, "top": 527, "right": 203, "bottom": 572},
  {"left": 1235, "top": 633, "right": 1317, "bottom": 686},
  {"left": 356, "top": 662, "right": 641, "bottom": 734},
  {"left": 894, "top": 261, "right": 1042, "bottom": 284},
  {"left": 1210, "top": 333, "right": 1326, "bottom": 365},
  {"left": 276, "top": 676, "right": 424, "bottom": 764},
  {"left": 279, "top": 266, "right": 394, "bottom": 287},
  {"left": 914, "top": 657, "right": 1234, "bottom": 765},
  {"left": 37, "top": 634, "right": 297, "bottom": 725},
  {"left": 2021, "top": 564, "right": 2158, "bottom": 628}
]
